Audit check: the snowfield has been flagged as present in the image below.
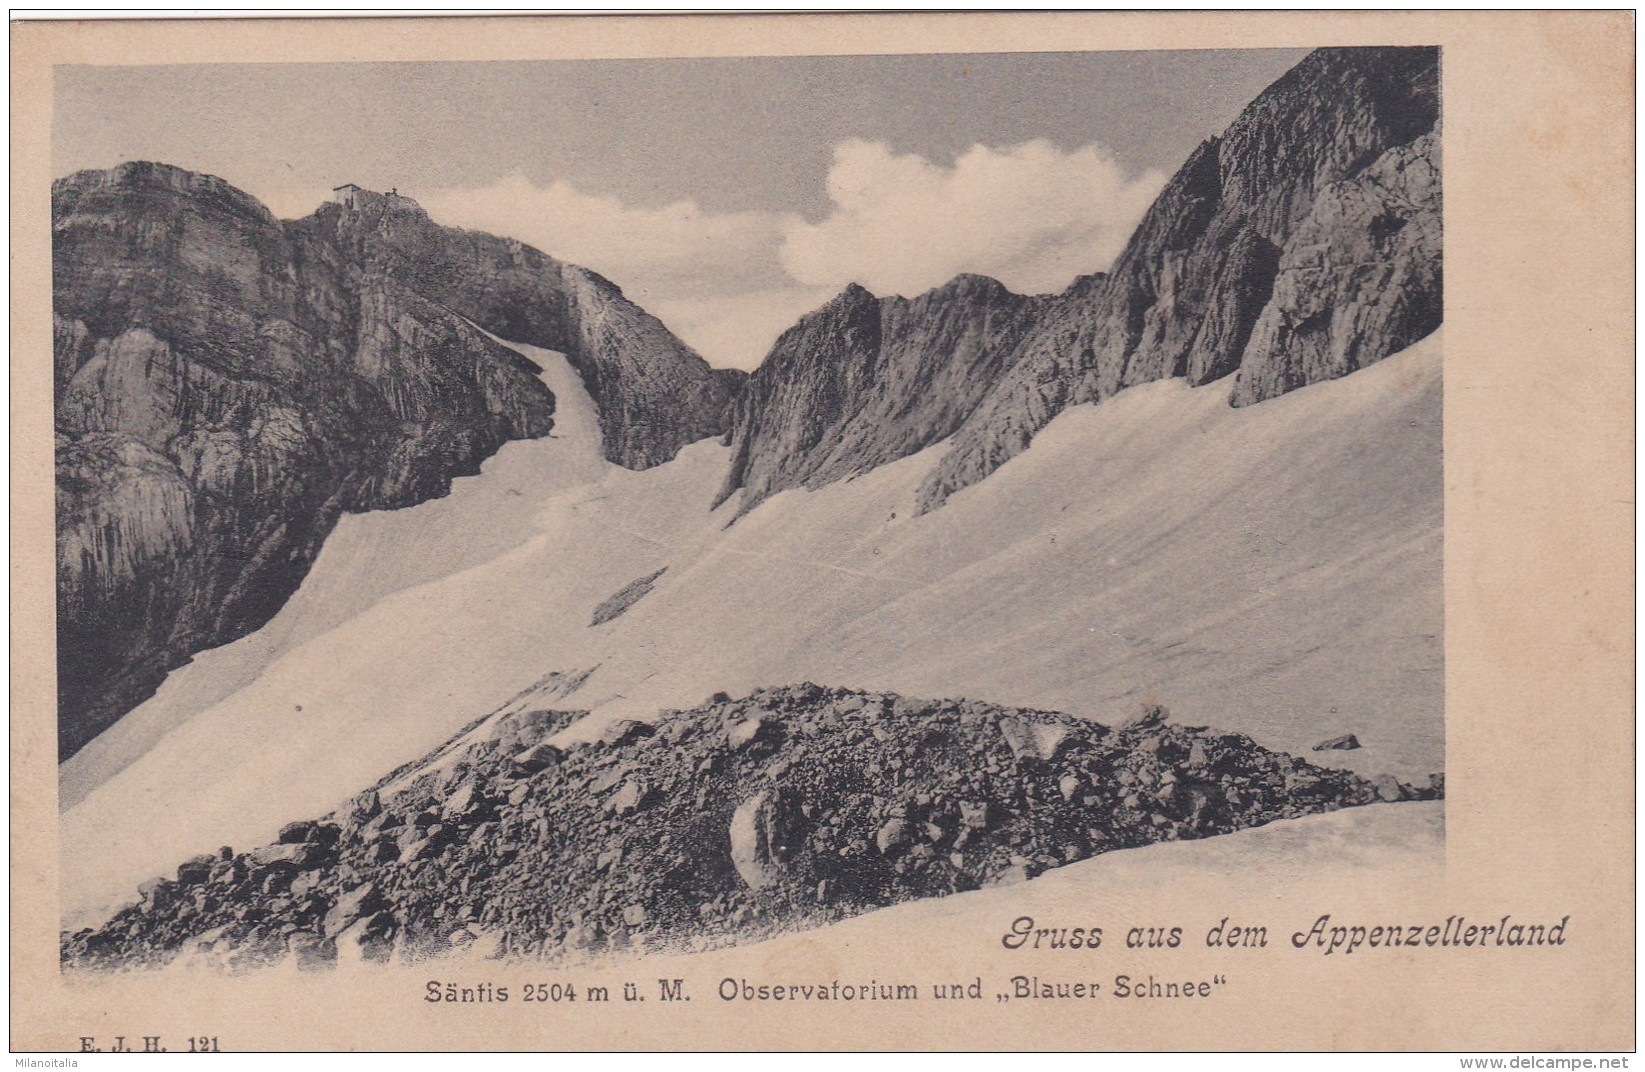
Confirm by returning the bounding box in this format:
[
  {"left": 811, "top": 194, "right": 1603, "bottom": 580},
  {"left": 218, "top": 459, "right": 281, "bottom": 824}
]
[{"left": 61, "top": 332, "right": 1443, "bottom": 930}]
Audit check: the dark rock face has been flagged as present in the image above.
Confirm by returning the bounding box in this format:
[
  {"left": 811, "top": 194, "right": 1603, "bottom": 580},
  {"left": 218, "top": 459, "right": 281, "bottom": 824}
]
[
  {"left": 589, "top": 568, "right": 668, "bottom": 627},
  {"left": 915, "top": 46, "right": 1441, "bottom": 511},
  {"left": 1232, "top": 130, "right": 1442, "bottom": 405},
  {"left": 53, "top": 163, "right": 732, "bottom": 759},
  {"left": 61, "top": 684, "right": 1440, "bottom": 971},
  {"left": 301, "top": 190, "right": 737, "bottom": 467},
  {"left": 716, "top": 275, "right": 1042, "bottom": 514}
]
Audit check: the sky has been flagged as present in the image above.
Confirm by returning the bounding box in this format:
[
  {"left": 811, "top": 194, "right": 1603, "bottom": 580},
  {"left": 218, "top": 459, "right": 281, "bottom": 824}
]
[{"left": 54, "top": 49, "right": 1309, "bottom": 369}]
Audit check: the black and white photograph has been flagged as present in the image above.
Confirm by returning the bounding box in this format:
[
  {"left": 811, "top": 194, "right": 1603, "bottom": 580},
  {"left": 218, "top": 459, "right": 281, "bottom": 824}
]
[
  {"left": 11, "top": 10, "right": 1632, "bottom": 1056},
  {"left": 52, "top": 40, "right": 1445, "bottom": 972}
]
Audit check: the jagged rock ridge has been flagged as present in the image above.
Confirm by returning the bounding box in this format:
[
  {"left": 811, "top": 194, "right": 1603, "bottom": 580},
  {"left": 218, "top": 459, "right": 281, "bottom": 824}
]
[
  {"left": 61, "top": 684, "right": 1440, "bottom": 971},
  {"left": 715, "top": 275, "right": 1043, "bottom": 515},
  {"left": 53, "top": 163, "right": 735, "bottom": 759}
]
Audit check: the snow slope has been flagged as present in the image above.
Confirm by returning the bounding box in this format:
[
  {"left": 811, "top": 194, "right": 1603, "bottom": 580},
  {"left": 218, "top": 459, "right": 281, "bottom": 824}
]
[
  {"left": 561, "top": 334, "right": 1441, "bottom": 774},
  {"left": 61, "top": 332, "right": 1441, "bottom": 929},
  {"left": 59, "top": 336, "right": 608, "bottom": 812}
]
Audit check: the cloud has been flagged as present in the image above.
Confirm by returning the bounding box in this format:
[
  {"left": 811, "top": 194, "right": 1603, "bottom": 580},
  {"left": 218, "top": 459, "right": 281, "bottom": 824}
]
[
  {"left": 408, "top": 139, "right": 1162, "bottom": 369},
  {"left": 419, "top": 175, "right": 794, "bottom": 304},
  {"left": 780, "top": 139, "right": 1164, "bottom": 297}
]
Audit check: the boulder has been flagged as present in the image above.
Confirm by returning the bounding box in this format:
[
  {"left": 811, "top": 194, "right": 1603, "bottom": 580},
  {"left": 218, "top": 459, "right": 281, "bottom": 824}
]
[
  {"left": 729, "top": 791, "right": 796, "bottom": 890},
  {"left": 589, "top": 768, "right": 626, "bottom": 794},
  {"left": 600, "top": 720, "right": 655, "bottom": 748},
  {"left": 359, "top": 811, "right": 399, "bottom": 842},
  {"left": 469, "top": 931, "right": 507, "bottom": 961},
  {"left": 1314, "top": 734, "right": 1362, "bottom": 751},
  {"left": 563, "top": 921, "right": 604, "bottom": 952},
  {"left": 181, "top": 924, "right": 231, "bottom": 956},
  {"left": 251, "top": 842, "right": 315, "bottom": 870},
  {"left": 875, "top": 818, "right": 911, "bottom": 856},
  {"left": 1128, "top": 704, "right": 1169, "bottom": 731},
  {"left": 727, "top": 714, "right": 780, "bottom": 751},
  {"left": 443, "top": 782, "right": 483, "bottom": 820},
  {"left": 998, "top": 718, "right": 1073, "bottom": 763},
  {"left": 277, "top": 821, "right": 319, "bottom": 845},
  {"left": 136, "top": 877, "right": 173, "bottom": 915},
  {"left": 605, "top": 781, "right": 654, "bottom": 816},
  {"left": 958, "top": 801, "right": 992, "bottom": 830},
  {"left": 398, "top": 835, "right": 436, "bottom": 864},
  {"left": 346, "top": 790, "right": 381, "bottom": 827},
  {"left": 324, "top": 883, "right": 385, "bottom": 939},
  {"left": 364, "top": 841, "right": 399, "bottom": 866},
  {"left": 984, "top": 864, "right": 1032, "bottom": 888},
  {"left": 515, "top": 741, "right": 562, "bottom": 774},
  {"left": 335, "top": 911, "right": 397, "bottom": 965},
  {"left": 175, "top": 853, "right": 216, "bottom": 886},
  {"left": 1372, "top": 774, "right": 1407, "bottom": 803}
]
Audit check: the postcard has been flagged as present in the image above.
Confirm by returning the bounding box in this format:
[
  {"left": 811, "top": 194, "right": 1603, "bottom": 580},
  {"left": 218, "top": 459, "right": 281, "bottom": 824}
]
[{"left": 10, "top": 10, "right": 1633, "bottom": 1052}]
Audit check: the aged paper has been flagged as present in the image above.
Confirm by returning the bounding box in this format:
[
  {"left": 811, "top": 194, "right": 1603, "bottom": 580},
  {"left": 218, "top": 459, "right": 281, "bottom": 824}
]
[{"left": 10, "top": 11, "right": 1634, "bottom": 1052}]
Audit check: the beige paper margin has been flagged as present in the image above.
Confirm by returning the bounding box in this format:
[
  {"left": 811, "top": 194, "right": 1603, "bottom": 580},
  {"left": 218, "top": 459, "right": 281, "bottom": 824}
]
[{"left": 9, "top": 11, "right": 1635, "bottom": 1052}]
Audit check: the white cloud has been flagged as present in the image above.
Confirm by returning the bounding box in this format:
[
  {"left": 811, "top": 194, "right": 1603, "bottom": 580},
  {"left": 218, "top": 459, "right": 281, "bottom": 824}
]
[
  {"left": 420, "top": 174, "right": 816, "bottom": 368},
  {"left": 420, "top": 175, "right": 794, "bottom": 303},
  {"left": 404, "top": 139, "right": 1162, "bottom": 369},
  {"left": 780, "top": 138, "right": 1164, "bottom": 297}
]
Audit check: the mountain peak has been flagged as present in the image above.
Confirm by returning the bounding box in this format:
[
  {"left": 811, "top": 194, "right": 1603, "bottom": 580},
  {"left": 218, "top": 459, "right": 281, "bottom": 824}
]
[
  {"left": 717, "top": 265, "right": 1041, "bottom": 515},
  {"left": 53, "top": 161, "right": 277, "bottom": 228},
  {"left": 931, "top": 272, "right": 1010, "bottom": 295},
  {"left": 833, "top": 281, "right": 878, "bottom": 304}
]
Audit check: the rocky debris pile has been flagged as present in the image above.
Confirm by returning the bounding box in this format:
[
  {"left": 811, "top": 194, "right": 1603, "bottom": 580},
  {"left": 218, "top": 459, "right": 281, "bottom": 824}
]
[{"left": 62, "top": 685, "right": 1441, "bottom": 972}]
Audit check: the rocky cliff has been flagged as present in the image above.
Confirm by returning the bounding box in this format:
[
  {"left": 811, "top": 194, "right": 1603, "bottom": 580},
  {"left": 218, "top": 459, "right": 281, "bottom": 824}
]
[
  {"left": 716, "top": 275, "right": 1043, "bottom": 514},
  {"left": 916, "top": 45, "right": 1441, "bottom": 510},
  {"left": 54, "top": 163, "right": 733, "bottom": 759},
  {"left": 299, "top": 189, "right": 738, "bottom": 467}
]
